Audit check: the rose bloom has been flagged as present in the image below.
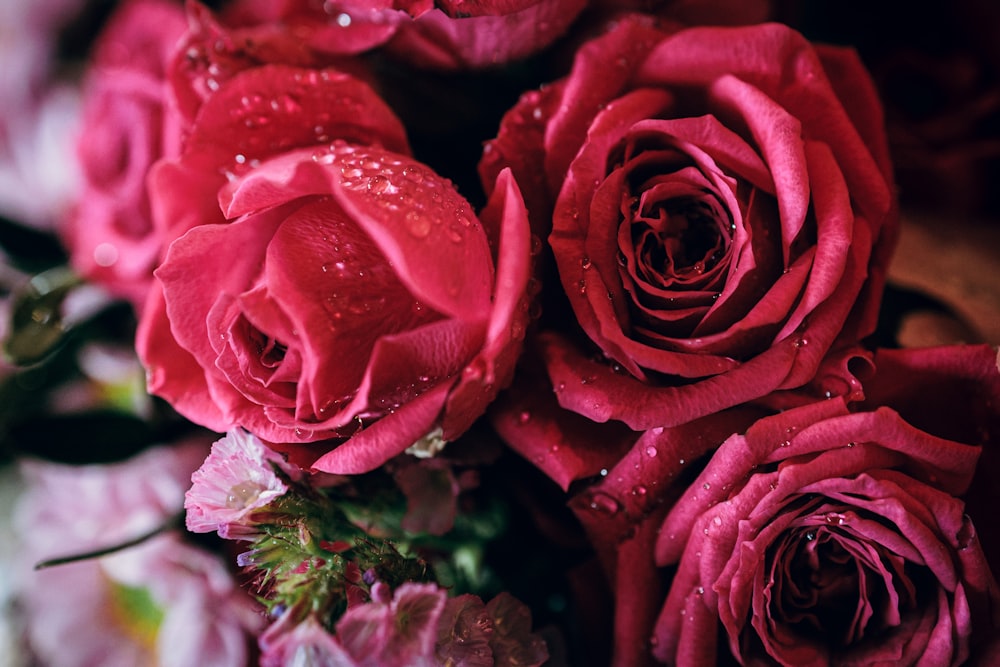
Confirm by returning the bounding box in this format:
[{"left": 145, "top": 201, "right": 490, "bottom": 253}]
[
  {"left": 136, "top": 54, "right": 531, "bottom": 473},
  {"left": 62, "top": 0, "right": 186, "bottom": 308},
  {"left": 650, "top": 396, "right": 1000, "bottom": 666},
  {"left": 481, "top": 17, "right": 896, "bottom": 432}
]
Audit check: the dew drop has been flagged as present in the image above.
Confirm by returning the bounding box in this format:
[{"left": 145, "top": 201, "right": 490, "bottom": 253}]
[
  {"left": 529, "top": 235, "right": 543, "bottom": 255},
  {"left": 713, "top": 516, "right": 722, "bottom": 526},
  {"left": 805, "top": 531, "right": 816, "bottom": 541},
  {"left": 405, "top": 211, "right": 431, "bottom": 238},
  {"left": 367, "top": 175, "right": 390, "bottom": 194},
  {"left": 645, "top": 445, "right": 658, "bottom": 458},
  {"left": 580, "top": 256, "right": 592, "bottom": 270},
  {"left": 93, "top": 243, "right": 118, "bottom": 267},
  {"left": 225, "top": 481, "right": 265, "bottom": 509},
  {"left": 631, "top": 485, "right": 647, "bottom": 497},
  {"left": 586, "top": 492, "right": 622, "bottom": 516}
]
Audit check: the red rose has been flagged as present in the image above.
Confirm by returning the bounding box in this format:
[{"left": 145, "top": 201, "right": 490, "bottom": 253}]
[
  {"left": 482, "top": 18, "right": 896, "bottom": 430},
  {"left": 651, "top": 398, "right": 1000, "bottom": 666},
  {"left": 64, "top": 0, "right": 186, "bottom": 307},
  {"left": 136, "top": 63, "right": 532, "bottom": 472}
]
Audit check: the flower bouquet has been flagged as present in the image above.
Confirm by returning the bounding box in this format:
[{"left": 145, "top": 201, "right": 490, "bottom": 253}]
[{"left": 1, "top": 0, "right": 998, "bottom": 665}]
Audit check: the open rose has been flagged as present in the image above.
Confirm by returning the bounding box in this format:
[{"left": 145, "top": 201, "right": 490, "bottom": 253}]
[
  {"left": 137, "top": 104, "right": 531, "bottom": 473},
  {"left": 481, "top": 18, "right": 896, "bottom": 431},
  {"left": 63, "top": 0, "right": 186, "bottom": 307},
  {"left": 651, "top": 396, "right": 1000, "bottom": 666}
]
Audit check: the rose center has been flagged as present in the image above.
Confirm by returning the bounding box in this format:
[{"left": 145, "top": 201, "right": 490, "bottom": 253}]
[
  {"left": 770, "top": 518, "right": 923, "bottom": 652},
  {"left": 783, "top": 530, "right": 868, "bottom": 644},
  {"left": 632, "top": 196, "right": 728, "bottom": 279},
  {"left": 248, "top": 326, "right": 287, "bottom": 368}
]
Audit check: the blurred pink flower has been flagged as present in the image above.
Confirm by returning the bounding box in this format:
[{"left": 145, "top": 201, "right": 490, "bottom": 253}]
[
  {"left": 13, "top": 440, "right": 262, "bottom": 666},
  {"left": 336, "top": 581, "right": 445, "bottom": 666},
  {"left": 16, "top": 439, "right": 207, "bottom": 555},
  {"left": 185, "top": 428, "right": 297, "bottom": 539},
  {"left": 0, "top": 84, "right": 80, "bottom": 229},
  {"left": 259, "top": 615, "right": 357, "bottom": 667},
  {"left": 259, "top": 582, "right": 549, "bottom": 667},
  {"left": 21, "top": 535, "right": 260, "bottom": 667},
  {"left": 62, "top": 0, "right": 187, "bottom": 307}
]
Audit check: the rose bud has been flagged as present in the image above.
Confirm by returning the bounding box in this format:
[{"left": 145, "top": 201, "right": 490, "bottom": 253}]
[{"left": 481, "top": 18, "right": 897, "bottom": 431}]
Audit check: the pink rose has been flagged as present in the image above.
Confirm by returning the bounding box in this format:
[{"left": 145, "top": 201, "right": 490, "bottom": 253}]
[
  {"left": 137, "top": 61, "right": 531, "bottom": 472},
  {"left": 63, "top": 0, "right": 186, "bottom": 307},
  {"left": 482, "top": 18, "right": 897, "bottom": 431},
  {"left": 651, "top": 396, "right": 1000, "bottom": 666}
]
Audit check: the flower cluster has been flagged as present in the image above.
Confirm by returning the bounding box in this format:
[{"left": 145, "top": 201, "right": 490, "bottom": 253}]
[{"left": 1, "top": 0, "right": 998, "bottom": 665}]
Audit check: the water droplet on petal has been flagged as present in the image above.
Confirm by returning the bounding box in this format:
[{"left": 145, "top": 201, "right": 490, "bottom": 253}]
[
  {"left": 405, "top": 210, "right": 431, "bottom": 238},
  {"left": 226, "top": 481, "right": 265, "bottom": 509},
  {"left": 93, "top": 243, "right": 118, "bottom": 267},
  {"left": 586, "top": 492, "right": 622, "bottom": 516},
  {"left": 645, "top": 446, "right": 658, "bottom": 458}
]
